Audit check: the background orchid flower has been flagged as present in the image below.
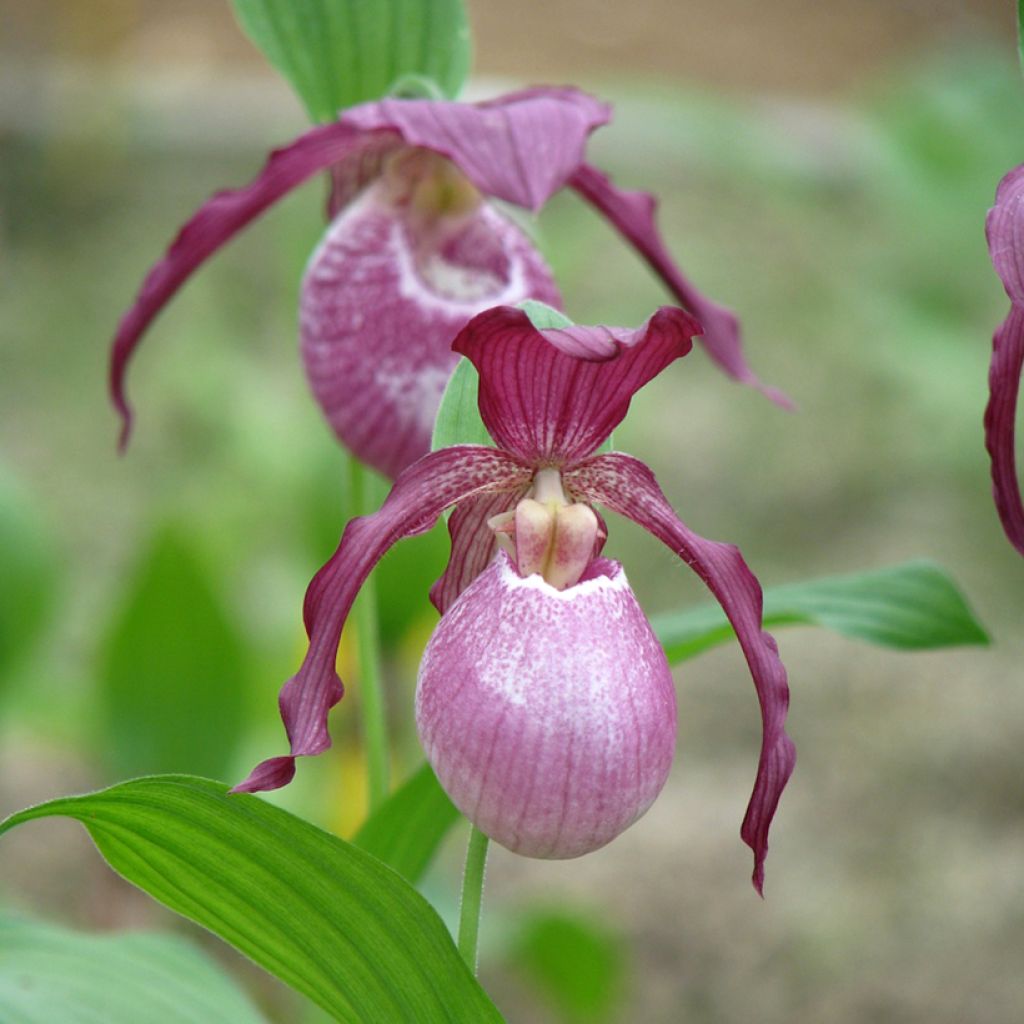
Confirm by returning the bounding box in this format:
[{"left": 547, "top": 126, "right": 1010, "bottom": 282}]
[
  {"left": 985, "top": 166, "right": 1024, "bottom": 557},
  {"left": 109, "top": 87, "right": 785, "bottom": 478},
  {"left": 235, "top": 304, "right": 795, "bottom": 893}
]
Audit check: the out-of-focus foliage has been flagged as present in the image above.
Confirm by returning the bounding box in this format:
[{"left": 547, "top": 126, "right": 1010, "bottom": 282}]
[
  {"left": 232, "top": 0, "right": 471, "bottom": 121},
  {"left": 0, "top": 471, "right": 58, "bottom": 693},
  {"left": 0, "top": 777, "right": 504, "bottom": 1024},
  {"left": 96, "top": 526, "right": 249, "bottom": 781},
  {"left": 510, "top": 909, "right": 626, "bottom": 1024},
  {"left": 0, "top": 912, "right": 270, "bottom": 1024}
]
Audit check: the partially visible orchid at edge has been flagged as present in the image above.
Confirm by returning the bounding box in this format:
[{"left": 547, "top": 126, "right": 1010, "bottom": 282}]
[
  {"left": 985, "top": 167, "right": 1024, "bottom": 558},
  {"left": 109, "top": 87, "right": 790, "bottom": 479},
  {"left": 234, "top": 304, "right": 795, "bottom": 895}
]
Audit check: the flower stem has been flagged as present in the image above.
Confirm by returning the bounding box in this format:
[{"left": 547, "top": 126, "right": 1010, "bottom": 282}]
[
  {"left": 349, "top": 459, "right": 389, "bottom": 812},
  {"left": 457, "top": 825, "right": 490, "bottom": 973}
]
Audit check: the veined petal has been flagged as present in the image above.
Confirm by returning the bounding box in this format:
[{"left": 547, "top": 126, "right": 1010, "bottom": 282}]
[
  {"left": 565, "top": 452, "right": 795, "bottom": 894},
  {"left": 344, "top": 88, "right": 611, "bottom": 212},
  {"left": 429, "top": 487, "right": 529, "bottom": 615},
  {"left": 569, "top": 163, "right": 793, "bottom": 409},
  {"left": 301, "top": 188, "right": 561, "bottom": 478},
  {"left": 984, "top": 307, "right": 1024, "bottom": 557},
  {"left": 234, "top": 446, "right": 532, "bottom": 793},
  {"left": 452, "top": 306, "right": 699, "bottom": 465},
  {"left": 986, "top": 165, "right": 1024, "bottom": 304},
  {"left": 110, "top": 121, "right": 399, "bottom": 448}
]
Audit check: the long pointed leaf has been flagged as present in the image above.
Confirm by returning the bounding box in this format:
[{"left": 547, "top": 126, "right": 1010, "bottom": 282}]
[
  {"left": 0, "top": 776, "right": 503, "bottom": 1024},
  {"left": 0, "top": 470, "right": 58, "bottom": 689},
  {"left": 651, "top": 561, "right": 988, "bottom": 663}
]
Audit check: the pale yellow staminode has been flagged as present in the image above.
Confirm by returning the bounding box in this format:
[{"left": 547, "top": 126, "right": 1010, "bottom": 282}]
[{"left": 488, "top": 467, "right": 600, "bottom": 589}]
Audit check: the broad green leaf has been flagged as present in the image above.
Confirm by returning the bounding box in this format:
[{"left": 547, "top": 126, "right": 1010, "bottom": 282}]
[
  {"left": 231, "top": 0, "right": 471, "bottom": 123},
  {"left": 0, "top": 470, "right": 58, "bottom": 688},
  {"left": 431, "top": 358, "right": 491, "bottom": 452},
  {"left": 651, "top": 560, "right": 989, "bottom": 663},
  {"left": 509, "top": 909, "right": 625, "bottom": 1024},
  {"left": 0, "top": 912, "right": 268, "bottom": 1024},
  {"left": 97, "top": 525, "right": 249, "bottom": 780},
  {"left": 0, "top": 776, "right": 503, "bottom": 1024},
  {"left": 354, "top": 762, "right": 460, "bottom": 884}
]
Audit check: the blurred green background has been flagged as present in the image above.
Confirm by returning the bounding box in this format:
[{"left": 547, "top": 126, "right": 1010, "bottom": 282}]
[{"left": 1, "top": 2, "right": 1022, "bottom": 1022}]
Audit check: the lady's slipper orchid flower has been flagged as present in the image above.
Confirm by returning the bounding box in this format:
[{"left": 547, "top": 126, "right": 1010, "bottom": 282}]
[
  {"left": 234, "top": 304, "right": 795, "bottom": 893},
  {"left": 985, "top": 167, "right": 1024, "bottom": 557},
  {"left": 109, "top": 87, "right": 786, "bottom": 478}
]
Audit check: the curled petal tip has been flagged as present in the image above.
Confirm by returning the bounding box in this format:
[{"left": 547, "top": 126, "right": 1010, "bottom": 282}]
[
  {"left": 752, "top": 869, "right": 765, "bottom": 899},
  {"left": 231, "top": 756, "right": 297, "bottom": 794},
  {"left": 115, "top": 412, "right": 133, "bottom": 455},
  {"left": 759, "top": 381, "right": 797, "bottom": 413}
]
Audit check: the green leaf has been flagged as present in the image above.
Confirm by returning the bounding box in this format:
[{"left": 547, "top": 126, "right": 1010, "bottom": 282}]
[
  {"left": 509, "top": 909, "right": 625, "bottom": 1024},
  {"left": 0, "top": 776, "right": 503, "bottom": 1024},
  {"left": 97, "top": 525, "right": 249, "bottom": 781},
  {"left": 0, "top": 912, "right": 269, "bottom": 1024},
  {"left": 0, "top": 470, "right": 58, "bottom": 688},
  {"left": 651, "top": 560, "right": 989, "bottom": 663},
  {"left": 231, "top": 0, "right": 471, "bottom": 123},
  {"left": 431, "top": 358, "right": 491, "bottom": 452},
  {"left": 354, "top": 762, "right": 460, "bottom": 884}
]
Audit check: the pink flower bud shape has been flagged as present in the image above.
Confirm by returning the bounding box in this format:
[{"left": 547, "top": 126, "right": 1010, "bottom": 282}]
[{"left": 416, "top": 550, "right": 677, "bottom": 858}]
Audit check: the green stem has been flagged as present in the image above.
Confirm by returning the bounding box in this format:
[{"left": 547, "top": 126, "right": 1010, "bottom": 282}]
[
  {"left": 457, "top": 826, "right": 490, "bottom": 973},
  {"left": 349, "top": 459, "right": 389, "bottom": 811}
]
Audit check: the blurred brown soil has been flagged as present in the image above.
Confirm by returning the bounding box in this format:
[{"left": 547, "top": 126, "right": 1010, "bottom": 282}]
[{"left": 0, "top": 0, "right": 1013, "bottom": 95}]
